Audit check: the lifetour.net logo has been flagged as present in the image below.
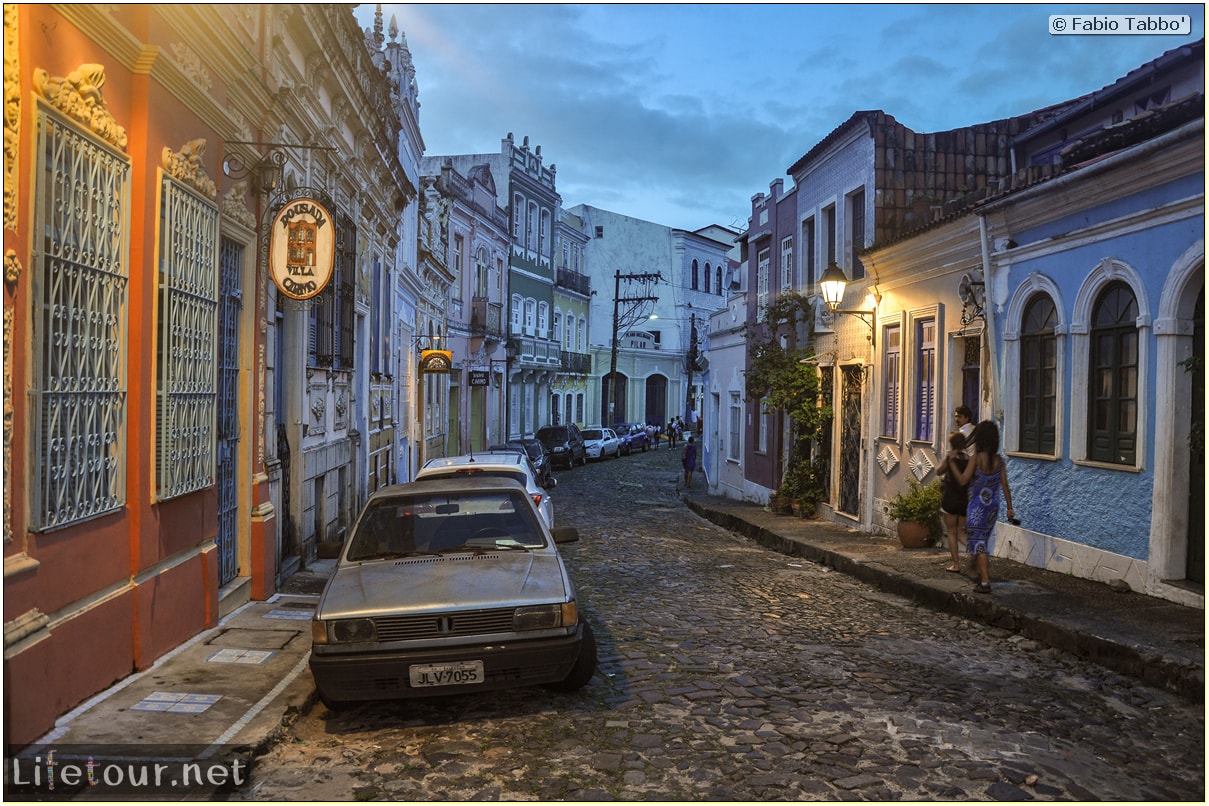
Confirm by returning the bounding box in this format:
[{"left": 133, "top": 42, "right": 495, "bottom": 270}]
[{"left": 4, "top": 745, "right": 253, "bottom": 799}]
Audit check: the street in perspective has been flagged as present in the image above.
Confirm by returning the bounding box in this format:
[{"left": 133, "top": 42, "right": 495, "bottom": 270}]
[{"left": 243, "top": 447, "right": 1205, "bottom": 802}]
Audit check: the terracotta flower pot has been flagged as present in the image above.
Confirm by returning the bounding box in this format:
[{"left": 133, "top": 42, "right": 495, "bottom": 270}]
[{"left": 896, "top": 520, "right": 932, "bottom": 548}]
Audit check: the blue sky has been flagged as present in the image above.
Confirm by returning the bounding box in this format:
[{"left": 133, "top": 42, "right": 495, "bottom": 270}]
[{"left": 359, "top": 3, "right": 1203, "bottom": 232}]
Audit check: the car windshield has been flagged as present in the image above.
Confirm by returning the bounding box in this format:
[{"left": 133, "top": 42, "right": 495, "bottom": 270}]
[
  {"left": 419, "top": 469, "right": 528, "bottom": 487},
  {"left": 346, "top": 490, "right": 545, "bottom": 561},
  {"left": 582, "top": 429, "right": 603, "bottom": 440}
]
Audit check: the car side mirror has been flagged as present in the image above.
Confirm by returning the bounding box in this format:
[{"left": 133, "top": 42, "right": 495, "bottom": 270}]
[{"left": 552, "top": 526, "right": 578, "bottom": 544}]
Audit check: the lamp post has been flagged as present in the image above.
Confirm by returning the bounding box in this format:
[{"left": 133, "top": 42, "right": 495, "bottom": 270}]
[{"left": 818, "top": 261, "right": 879, "bottom": 348}]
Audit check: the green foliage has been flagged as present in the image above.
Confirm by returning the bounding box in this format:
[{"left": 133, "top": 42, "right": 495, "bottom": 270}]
[
  {"left": 887, "top": 478, "right": 944, "bottom": 539},
  {"left": 745, "top": 293, "right": 831, "bottom": 515}
]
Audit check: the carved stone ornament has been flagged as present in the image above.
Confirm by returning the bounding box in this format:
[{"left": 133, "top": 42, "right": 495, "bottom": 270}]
[
  {"left": 4, "top": 4, "right": 19, "bottom": 227},
  {"left": 4, "top": 250, "right": 21, "bottom": 288},
  {"left": 221, "top": 180, "right": 257, "bottom": 230},
  {"left": 162, "top": 139, "right": 216, "bottom": 199},
  {"left": 908, "top": 449, "right": 935, "bottom": 482},
  {"left": 32, "top": 64, "right": 128, "bottom": 150},
  {"left": 169, "top": 42, "right": 212, "bottom": 91},
  {"left": 877, "top": 444, "right": 899, "bottom": 477}
]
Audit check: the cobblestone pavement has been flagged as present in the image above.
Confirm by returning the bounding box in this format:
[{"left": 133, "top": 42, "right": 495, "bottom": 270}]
[{"left": 241, "top": 446, "right": 1205, "bottom": 801}]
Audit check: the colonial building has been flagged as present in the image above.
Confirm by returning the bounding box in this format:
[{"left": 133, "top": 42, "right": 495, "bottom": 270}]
[
  {"left": 552, "top": 209, "right": 593, "bottom": 428},
  {"left": 3, "top": 4, "right": 416, "bottom": 746},
  {"left": 567, "top": 205, "right": 732, "bottom": 431},
  {"left": 419, "top": 157, "right": 511, "bottom": 453}
]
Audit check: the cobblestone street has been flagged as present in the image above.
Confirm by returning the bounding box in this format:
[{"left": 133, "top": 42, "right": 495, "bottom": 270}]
[{"left": 243, "top": 446, "right": 1205, "bottom": 801}]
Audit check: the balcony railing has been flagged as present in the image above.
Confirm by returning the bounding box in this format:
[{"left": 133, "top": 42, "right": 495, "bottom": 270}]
[
  {"left": 512, "top": 334, "right": 562, "bottom": 367},
  {"left": 555, "top": 268, "right": 591, "bottom": 296},
  {"left": 470, "top": 297, "right": 504, "bottom": 338},
  {"left": 560, "top": 351, "right": 592, "bottom": 374}
]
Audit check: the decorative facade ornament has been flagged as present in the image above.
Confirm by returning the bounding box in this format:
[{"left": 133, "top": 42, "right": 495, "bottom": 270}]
[
  {"left": 169, "top": 43, "right": 212, "bottom": 91},
  {"left": 220, "top": 181, "right": 256, "bottom": 230},
  {"left": 908, "top": 448, "right": 935, "bottom": 481},
  {"left": 877, "top": 444, "right": 899, "bottom": 477},
  {"left": 309, "top": 386, "right": 327, "bottom": 434},
  {"left": 32, "top": 63, "right": 128, "bottom": 150},
  {"left": 3, "top": 305, "right": 12, "bottom": 544},
  {"left": 4, "top": 250, "right": 21, "bottom": 288},
  {"left": 162, "top": 139, "right": 216, "bottom": 199},
  {"left": 4, "top": 4, "right": 19, "bottom": 227}
]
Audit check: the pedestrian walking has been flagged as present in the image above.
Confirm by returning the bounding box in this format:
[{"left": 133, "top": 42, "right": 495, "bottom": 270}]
[
  {"left": 954, "top": 405, "right": 974, "bottom": 454},
  {"left": 951, "top": 420, "right": 1015, "bottom": 593},
  {"left": 681, "top": 435, "right": 697, "bottom": 488},
  {"left": 668, "top": 420, "right": 677, "bottom": 448},
  {"left": 935, "top": 430, "right": 970, "bottom": 573}
]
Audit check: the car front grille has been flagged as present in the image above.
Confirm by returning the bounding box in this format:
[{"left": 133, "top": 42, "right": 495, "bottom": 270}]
[{"left": 373, "top": 607, "right": 517, "bottom": 642}]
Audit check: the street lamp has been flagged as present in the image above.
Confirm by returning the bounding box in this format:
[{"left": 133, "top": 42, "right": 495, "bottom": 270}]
[{"left": 818, "top": 261, "right": 878, "bottom": 348}]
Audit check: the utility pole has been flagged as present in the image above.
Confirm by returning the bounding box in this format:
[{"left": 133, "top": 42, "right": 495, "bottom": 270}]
[
  {"left": 685, "top": 311, "right": 697, "bottom": 426},
  {"left": 608, "top": 270, "right": 661, "bottom": 427}
]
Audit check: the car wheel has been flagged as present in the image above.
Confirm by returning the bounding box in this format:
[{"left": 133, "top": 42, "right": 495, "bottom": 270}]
[{"left": 545, "top": 620, "right": 597, "bottom": 693}]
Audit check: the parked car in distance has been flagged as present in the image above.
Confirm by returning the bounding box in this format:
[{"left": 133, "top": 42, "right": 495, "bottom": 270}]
[
  {"left": 489, "top": 439, "right": 554, "bottom": 487},
  {"left": 417, "top": 453, "right": 553, "bottom": 530},
  {"left": 309, "top": 476, "right": 597, "bottom": 709},
  {"left": 616, "top": 423, "right": 649, "bottom": 455},
  {"left": 536, "top": 423, "right": 587, "bottom": 469},
  {"left": 582, "top": 427, "right": 621, "bottom": 461}
]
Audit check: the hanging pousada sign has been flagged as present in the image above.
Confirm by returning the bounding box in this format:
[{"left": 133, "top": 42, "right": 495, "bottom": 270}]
[
  {"left": 269, "top": 197, "right": 336, "bottom": 300},
  {"left": 420, "top": 350, "right": 453, "bottom": 373}
]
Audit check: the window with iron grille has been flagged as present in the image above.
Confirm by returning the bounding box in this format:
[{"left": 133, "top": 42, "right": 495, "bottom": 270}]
[
  {"left": 781, "top": 236, "right": 793, "bottom": 290},
  {"left": 156, "top": 175, "right": 220, "bottom": 500},
  {"left": 756, "top": 248, "right": 770, "bottom": 321},
  {"left": 728, "top": 393, "right": 741, "bottom": 460},
  {"left": 31, "top": 106, "right": 131, "bottom": 529},
  {"left": 1089, "top": 282, "right": 1138, "bottom": 465},
  {"left": 1020, "top": 294, "right": 1057, "bottom": 454}
]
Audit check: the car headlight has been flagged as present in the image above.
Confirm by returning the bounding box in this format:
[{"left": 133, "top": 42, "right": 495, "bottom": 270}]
[
  {"left": 312, "top": 617, "right": 377, "bottom": 644},
  {"left": 514, "top": 601, "right": 577, "bottom": 631}
]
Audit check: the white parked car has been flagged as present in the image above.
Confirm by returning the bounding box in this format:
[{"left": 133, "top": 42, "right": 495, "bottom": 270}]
[
  {"left": 309, "top": 476, "right": 596, "bottom": 709},
  {"left": 417, "top": 453, "right": 554, "bottom": 530},
  {"left": 581, "top": 427, "right": 621, "bottom": 460}
]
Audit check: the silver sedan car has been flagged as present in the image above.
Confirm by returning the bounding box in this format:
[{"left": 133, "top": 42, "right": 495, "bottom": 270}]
[{"left": 309, "top": 476, "right": 597, "bottom": 709}]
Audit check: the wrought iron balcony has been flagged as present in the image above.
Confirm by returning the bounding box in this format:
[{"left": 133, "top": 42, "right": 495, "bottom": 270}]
[
  {"left": 560, "top": 351, "right": 592, "bottom": 374},
  {"left": 555, "top": 268, "right": 591, "bottom": 296},
  {"left": 470, "top": 297, "right": 504, "bottom": 338}
]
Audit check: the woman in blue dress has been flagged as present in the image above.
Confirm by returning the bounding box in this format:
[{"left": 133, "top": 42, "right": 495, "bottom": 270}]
[{"left": 951, "top": 420, "right": 1015, "bottom": 593}]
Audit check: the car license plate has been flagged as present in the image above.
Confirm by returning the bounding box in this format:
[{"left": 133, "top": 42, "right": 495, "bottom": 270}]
[{"left": 409, "top": 661, "right": 485, "bottom": 688}]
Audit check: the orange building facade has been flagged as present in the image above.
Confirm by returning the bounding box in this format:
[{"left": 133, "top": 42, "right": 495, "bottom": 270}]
[{"left": 3, "top": 4, "right": 416, "bottom": 747}]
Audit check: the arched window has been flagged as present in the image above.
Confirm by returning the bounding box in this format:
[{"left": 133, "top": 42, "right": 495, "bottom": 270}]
[
  {"left": 716, "top": 265, "right": 724, "bottom": 295},
  {"left": 553, "top": 309, "right": 562, "bottom": 345},
  {"left": 524, "top": 297, "right": 537, "bottom": 334},
  {"left": 527, "top": 201, "right": 538, "bottom": 251},
  {"left": 511, "top": 293, "right": 522, "bottom": 332},
  {"left": 512, "top": 194, "right": 523, "bottom": 240},
  {"left": 475, "top": 247, "right": 489, "bottom": 297},
  {"left": 691, "top": 259, "right": 699, "bottom": 291},
  {"left": 566, "top": 313, "right": 575, "bottom": 349},
  {"left": 537, "top": 301, "right": 549, "bottom": 337},
  {"left": 1088, "top": 282, "right": 1138, "bottom": 465},
  {"left": 1019, "top": 294, "right": 1058, "bottom": 454},
  {"left": 704, "top": 263, "right": 711, "bottom": 294}
]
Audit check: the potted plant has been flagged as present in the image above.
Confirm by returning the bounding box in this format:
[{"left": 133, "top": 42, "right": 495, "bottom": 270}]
[{"left": 887, "top": 477, "right": 943, "bottom": 548}]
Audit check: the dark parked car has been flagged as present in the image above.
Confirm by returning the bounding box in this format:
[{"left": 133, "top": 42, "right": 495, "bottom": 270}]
[
  {"left": 489, "top": 439, "right": 554, "bottom": 487},
  {"left": 616, "top": 423, "right": 650, "bottom": 455},
  {"left": 536, "top": 424, "right": 586, "bottom": 469}
]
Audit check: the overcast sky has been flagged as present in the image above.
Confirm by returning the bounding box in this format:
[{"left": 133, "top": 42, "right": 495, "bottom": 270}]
[{"left": 357, "top": 3, "right": 1203, "bottom": 232}]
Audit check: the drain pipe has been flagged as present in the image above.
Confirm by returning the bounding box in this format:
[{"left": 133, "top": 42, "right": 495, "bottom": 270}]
[{"left": 977, "top": 214, "right": 1003, "bottom": 423}]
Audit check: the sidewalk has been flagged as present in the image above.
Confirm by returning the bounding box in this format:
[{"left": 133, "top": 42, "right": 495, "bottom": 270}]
[
  {"left": 13, "top": 493, "right": 1202, "bottom": 795},
  {"left": 683, "top": 489, "right": 1204, "bottom": 702}
]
